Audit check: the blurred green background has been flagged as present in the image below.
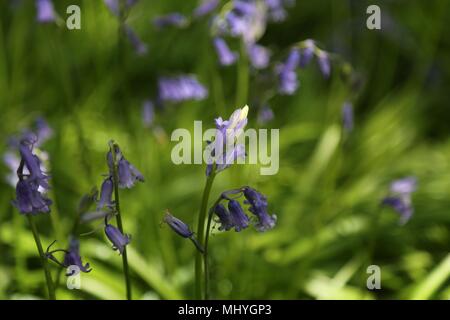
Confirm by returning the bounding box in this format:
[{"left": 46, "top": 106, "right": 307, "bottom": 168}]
[{"left": 0, "top": 0, "right": 449, "bottom": 300}]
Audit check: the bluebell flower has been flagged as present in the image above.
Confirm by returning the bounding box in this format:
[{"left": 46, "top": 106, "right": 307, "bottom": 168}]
[
  {"left": 153, "top": 13, "right": 188, "bottom": 29},
  {"left": 107, "top": 147, "right": 144, "bottom": 189},
  {"left": 205, "top": 106, "right": 249, "bottom": 175},
  {"left": 299, "top": 39, "right": 315, "bottom": 68},
  {"left": 342, "top": 102, "right": 354, "bottom": 133},
  {"left": 317, "top": 50, "right": 331, "bottom": 79},
  {"left": 213, "top": 37, "right": 238, "bottom": 66},
  {"left": 105, "top": 224, "right": 131, "bottom": 254},
  {"left": 228, "top": 200, "right": 249, "bottom": 232},
  {"left": 163, "top": 212, "right": 194, "bottom": 238},
  {"left": 158, "top": 75, "right": 208, "bottom": 103},
  {"left": 3, "top": 151, "right": 21, "bottom": 187},
  {"left": 243, "top": 187, "right": 276, "bottom": 231},
  {"left": 382, "top": 177, "right": 417, "bottom": 224},
  {"left": 247, "top": 43, "right": 270, "bottom": 69},
  {"left": 214, "top": 203, "right": 234, "bottom": 231},
  {"left": 193, "top": 0, "right": 219, "bottom": 18},
  {"left": 19, "top": 139, "right": 49, "bottom": 190},
  {"left": 277, "top": 48, "right": 300, "bottom": 95},
  {"left": 124, "top": 26, "right": 148, "bottom": 56},
  {"left": 257, "top": 105, "right": 274, "bottom": 125},
  {"left": 97, "top": 177, "right": 114, "bottom": 211},
  {"left": 142, "top": 100, "right": 154, "bottom": 128},
  {"left": 265, "top": 0, "right": 295, "bottom": 22},
  {"left": 35, "top": 117, "right": 53, "bottom": 146},
  {"left": 14, "top": 180, "right": 52, "bottom": 214},
  {"left": 63, "top": 238, "right": 92, "bottom": 275},
  {"left": 36, "top": 0, "right": 55, "bottom": 23}
]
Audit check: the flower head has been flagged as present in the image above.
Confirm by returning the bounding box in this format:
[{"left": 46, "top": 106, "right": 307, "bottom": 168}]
[
  {"left": 382, "top": 177, "right": 417, "bottom": 224},
  {"left": 213, "top": 37, "right": 238, "bottom": 66},
  {"left": 107, "top": 146, "right": 144, "bottom": 189},
  {"left": 36, "top": 0, "right": 55, "bottom": 23},
  {"left": 13, "top": 180, "right": 52, "bottom": 214},
  {"left": 158, "top": 75, "right": 208, "bottom": 103},
  {"left": 247, "top": 43, "right": 270, "bottom": 69},
  {"left": 163, "top": 212, "right": 194, "bottom": 238},
  {"left": 124, "top": 26, "right": 148, "bottom": 56},
  {"left": 228, "top": 200, "right": 249, "bottom": 232},
  {"left": 342, "top": 102, "right": 354, "bottom": 133},
  {"left": 105, "top": 224, "right": 131, "bottom": 254},
  {"left": 153, "top": 13, "right": 188, "bottom": 29},
  {"left": 63, "top": 238, "right": 92, "bottom": 275},
  {"left": 317, "top": 50, "right": 331, "bottom": 79},
  {"left": 97, "top": 177, "right": 114, "bottom": 211},
  {"left": 277, "top": 48, "right": 300, "bottom": 95},
  {"left": 299, "top": 39, "right": 315, "bottom": 68},
  {"left": 104, "top": 0, "right": 138, "bottom": 16},
  {"left": 243, "top": 186, "right": 276, "bottom": 231},
  {"left": 193, "top": 0, "right": 219, "bottom": 18},
  {"left": 257, "top": 105, "right": 274, "bottom": 125},
  {"left": 214, "top": 203, "right": 234, "bottom": 231},
  {"left": 142, "top": 100, "right": 155, "bottom": 128}
]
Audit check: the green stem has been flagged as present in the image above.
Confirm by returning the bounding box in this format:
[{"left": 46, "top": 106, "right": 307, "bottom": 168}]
[
  {"left": 195, "top": 170, "right": 216, "bottom": 299},
  {"left": 235, "top": 39, "right": 249, "bottom": 107},
  {"left": 110, "top": 142, "right": 132, "bottom": 300},
  {"left": 27, "top": 215, "right": 56, "bottom": 300}
]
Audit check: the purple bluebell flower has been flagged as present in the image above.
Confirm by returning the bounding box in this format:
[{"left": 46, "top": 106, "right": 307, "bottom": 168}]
[
  {"left": 243, "top": 187, "right": 276, "bottom": 231},
  {"left": 97, "top": 177, "right": 114, "bottom": 211},
  {"left": 342, "top": 102, "right": 354, "bottom": 133},
  {"left": 105, "top": 224, "right": 131, "bottom": 254},
  {"left": 104, "top": 0, "right": 138, "bottom": 16},
  {"left": 228, "top": 200, "right": 249, "bottom": 232},
  {"left": 257, "top": 105, "right": 274, "bottom": 125},
  {"left": 3, "top": 151, "right": 21, "bottom": 187},
  {"left": 63, "top": 238, "right": 92, "bottom": 275},
  {"left": 36, "top": 0, "right": 55, "bottom": 23},
  {"left": 382, "top": 177, "right": 417, "bottom": 224},
  {"left": 124, "top": 26, "right": 148, "bottom": 56},
  {"left": 193, "top": 0, "right": 219, "bottom": 18},
  {"left": 19, "top": 141, "right": 49, "bottom": 190},
  {"left": 214, "top": 203, "right": 234, "bottom": 231},
  {"left": 163, "top": 212, "right": 194, "bottom": 238},
  {"left": 158, "top": 75, "right": 208, "bottom": 103},
  {"left": 107, "top": 147, "right": 144, "bottom": 189},
  {"left": 390, "top": 177, "right": 417, "bottom": 194},
  {"left": 299, "top": 39, "right": 315, "bottom": 68},
  {"left": 277, "top": 48, "right": 300, "bottom": 95},
  {"left": 13, "top": 180, "right": 52, "bottom": 214},
  {"left": 213, "top": 37, "right": 238, "bottom": 66},
  {"left": 153, "top": 13, "right": 188, "bottom": 29},
  {"left": 265, "top": 0, "right": 291, "bottom": 22},
  {"left": 142, "top": 100, "right": 154, "bottom": 128},
  {"left": 317, "top": 50, "right": 331, "bottom": 79},
  {"left": 247, "top": 43, "right": 270, "bottom": 69},
  {"left": 205, "top": 106, "right": 249, "bottom": 175}
]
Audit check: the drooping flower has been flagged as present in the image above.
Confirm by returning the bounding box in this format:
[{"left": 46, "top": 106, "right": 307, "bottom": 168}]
[
  {"left": 299, "top": 39, "right": 315, "bottom": 68},
  {"left": 163, "top": 212, "right": 194, "bottom": 238},
  {"left": 243, "top": 186, "right": 276, "bottom": 231},
  {"left": 193, "top": 0, "right": 219, "bottom": 18},
  {"left": 124, "top": 26, "right": 148, "bottom": 56},
  {"left": 265, "top": 0, "right": 295, "bottom": 22},
  {"left": 97, "top": 177, "right": 114, "bottom": 211},
  {"left": 205, "top": 105, "right": 249, "bottom": 175},
  {"left": 228, "top": 199, "right": 249, "bottom": 232},
  {"left": 247, "top": 43, "right": 270, "bottom": 69},
  {"left": 63, "top": 238, "right": 92, "bottom": 275},
  {"left": 214, "top": 203, "right": 234, "bottom": 231},
  {"left": 107, "top": 146, "right": 144, "bottom": 189},
  {"left": 142, "top": 100, "right": 154, "bottom": 128},
  {"left": 13, "top": 179, "right": 52, "bottom": 214},
  {"left": 213, "top": 37, "right": 238, "bottom": 66},
  {"left": 104, "top": 224, "right": 131, "bottom": 254},
  {"left": 342, "top": 102, "right": 354, "bottom": 133},
  {"left": 158, "top": 75, "right": 208, "bottom": 103},
  {"left": 382, "top": 177, "right": 417, "bottom": 224},
  {"left": 277, "top": 48, "right": 300, "bottom": 95},
  {"left": 317, "top": 50, "right": 331, "bottom": 79},
  {"left": 19, "top": 139, "right": 49, "bottom": 190},
  {"left": 36, "top": 0, "right": 55, "bottom": 23},
  {"left": 153, "top": 13, "right": 188, "bottom": 29}
]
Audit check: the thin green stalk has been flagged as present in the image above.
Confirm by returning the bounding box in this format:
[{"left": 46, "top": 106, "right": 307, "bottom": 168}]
[
  {"left": 195, "top": 170, "right": 216, "bottom": 299},
  {"left": 27, "top": 215, "right": 56, "bottom": 300},
  {"left": 110, "top": 142, "right": 132, "bottom": 300},
  {"left": 235, "top": 39, "right": 249, "bottom": 107}
]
